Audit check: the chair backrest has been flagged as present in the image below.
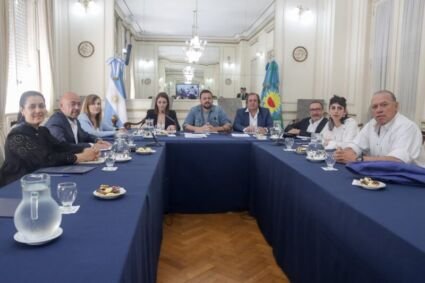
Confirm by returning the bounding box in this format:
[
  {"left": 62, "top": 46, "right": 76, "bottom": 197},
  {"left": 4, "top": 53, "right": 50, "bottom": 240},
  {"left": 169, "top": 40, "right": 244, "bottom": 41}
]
[
  {"left": 297, "top": 99, "right": 326, "bottom": 120},
  {"left": 0, "top": 129, "right": 6, "bottom": 166},
  {"left": 217, "top": 97, "right": 243, "bottom": 123}
]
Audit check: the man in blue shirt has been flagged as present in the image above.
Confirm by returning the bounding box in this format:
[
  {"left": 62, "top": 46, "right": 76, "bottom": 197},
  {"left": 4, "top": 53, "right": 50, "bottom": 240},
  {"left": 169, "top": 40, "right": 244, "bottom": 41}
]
[{"left": 183, "top": 90, "right": 232, "bottom": 133}]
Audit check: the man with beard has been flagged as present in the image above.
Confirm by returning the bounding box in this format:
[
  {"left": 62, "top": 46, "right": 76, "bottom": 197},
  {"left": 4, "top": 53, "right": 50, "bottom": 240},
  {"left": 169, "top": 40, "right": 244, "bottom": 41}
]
[
  {"left": 45, "top": 92, "right": 111, "bottom": 149},
  {"left": 183, "top": 89, "right": 232, "bottom": 133},
  {"left": 284, "top": 100, "right": 328, "bottom": 137}
]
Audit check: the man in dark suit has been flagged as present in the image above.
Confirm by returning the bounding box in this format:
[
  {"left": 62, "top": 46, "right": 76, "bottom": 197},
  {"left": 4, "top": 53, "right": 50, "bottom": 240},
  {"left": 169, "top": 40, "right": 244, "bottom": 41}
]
[
  {"left": 284, "top": 100, "right": 328, "bottom": 137},
  {"left": 45, "top": 92, "right": 111, "bottom": 149},
  {"left": 233, "top": 93, "right": 273, "bottom": 134},
  {"left": 236, "top": 87, "right": 247, "bottom": 100}
]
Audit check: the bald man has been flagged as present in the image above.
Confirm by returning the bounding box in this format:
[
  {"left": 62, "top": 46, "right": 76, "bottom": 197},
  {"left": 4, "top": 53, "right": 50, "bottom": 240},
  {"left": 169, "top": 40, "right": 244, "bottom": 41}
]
[
  {"left": 334, "top": 90, "right": 424, "bottom": 167},
  {"left": 45, "top": 92, "right": 111, "bottom": 149}
]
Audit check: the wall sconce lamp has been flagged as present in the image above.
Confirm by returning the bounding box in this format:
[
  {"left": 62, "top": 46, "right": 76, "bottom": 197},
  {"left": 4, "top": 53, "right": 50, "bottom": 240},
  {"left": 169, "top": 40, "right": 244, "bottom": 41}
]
[
  {"left": 256, "top": 52, "right": 265, "bottom": 59},
  {"left": 293, "top": 5, "right": 314, "bottom": 24},
  {"left": 224, "top": 56, "right": 235, "bottom": 68},
  {"left": 77, "top": 0, "right": 95, "bottom": 12}
]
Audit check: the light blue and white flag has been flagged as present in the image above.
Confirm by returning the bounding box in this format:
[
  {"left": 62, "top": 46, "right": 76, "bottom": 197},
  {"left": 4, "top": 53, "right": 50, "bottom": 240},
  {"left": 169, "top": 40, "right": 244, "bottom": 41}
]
[{"left": 104, "top": 57, "right": 127, "bottom": 128}]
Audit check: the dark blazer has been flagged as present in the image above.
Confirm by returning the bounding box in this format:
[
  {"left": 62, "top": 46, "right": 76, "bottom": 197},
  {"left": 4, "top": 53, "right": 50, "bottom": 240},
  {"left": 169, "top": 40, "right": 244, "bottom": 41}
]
[
  {"left": 45, "top": 111, "right": 98, "bottom": 148},
  {"left": 145, "top": 109, "right": 181, "bottom": 131},
  {"left": 233, "top": 107, "right": 273, "bottom": 132},
  {"left": 284, "top": 117, "right": 328, "bottom": 137}
]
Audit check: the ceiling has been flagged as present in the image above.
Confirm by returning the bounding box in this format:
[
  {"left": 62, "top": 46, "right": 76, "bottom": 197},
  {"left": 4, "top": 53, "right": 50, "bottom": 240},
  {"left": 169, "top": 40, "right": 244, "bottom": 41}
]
[{"left": 116, "top": 0, "right": 275, "bottom": 41}]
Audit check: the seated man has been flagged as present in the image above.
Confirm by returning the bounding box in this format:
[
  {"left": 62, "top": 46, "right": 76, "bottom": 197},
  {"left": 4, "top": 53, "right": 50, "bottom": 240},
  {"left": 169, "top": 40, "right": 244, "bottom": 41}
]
[
  {"left": 183, "top": 89, "right": 232, "bottom": 133},
  {"left": 236, "top": 87, "right": 247, "bottom": 100},
  {"left": 334, "top": 90, "right": 425, "bottom": 167},
  {"left": 45, "top": 92, "right": 111, "bottom": 149},
  {"left": 233, "top": 92, "right": 273, "bottom": 134},
  {"left": 284, "top": 100, "right": 328, "bottom": 136}
]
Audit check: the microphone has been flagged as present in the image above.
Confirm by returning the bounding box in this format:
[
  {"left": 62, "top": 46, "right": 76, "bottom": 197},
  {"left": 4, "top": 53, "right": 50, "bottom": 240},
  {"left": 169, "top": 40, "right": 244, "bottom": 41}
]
[{"left": 164, "top": 114, "right": 177, "bottom": 125}]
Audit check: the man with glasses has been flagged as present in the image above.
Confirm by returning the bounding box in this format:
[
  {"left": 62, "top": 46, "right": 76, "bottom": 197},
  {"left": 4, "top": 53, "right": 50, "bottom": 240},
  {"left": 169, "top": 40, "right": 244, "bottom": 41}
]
[
  {"left": 284, "top": 101, "right": 328, "bottom": 137},
  {"left": 45, "top": 92, "right": 111, "bottom": 149}
]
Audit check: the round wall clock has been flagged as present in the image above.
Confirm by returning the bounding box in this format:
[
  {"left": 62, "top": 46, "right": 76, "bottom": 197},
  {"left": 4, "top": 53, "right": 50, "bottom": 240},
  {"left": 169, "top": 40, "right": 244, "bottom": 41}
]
[
  {"left": 78, "top": 41, "right": 95, "bottom": 58},
  {"left": 292, "top": 46, "right": 308, "bottom": 62},
  {"left": 225, "top": 78, "right": 232, "bottom": 85}
]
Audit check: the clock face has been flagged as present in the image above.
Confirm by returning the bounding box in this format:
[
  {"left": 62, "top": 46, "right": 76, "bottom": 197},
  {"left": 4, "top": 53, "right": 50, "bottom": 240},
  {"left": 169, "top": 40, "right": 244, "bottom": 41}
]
[
  {"left": 293, "top": 46, "right": 308, "bottom": 62},
  {"left": 78, "top": 41, "right": 95, "bottom": 58}
]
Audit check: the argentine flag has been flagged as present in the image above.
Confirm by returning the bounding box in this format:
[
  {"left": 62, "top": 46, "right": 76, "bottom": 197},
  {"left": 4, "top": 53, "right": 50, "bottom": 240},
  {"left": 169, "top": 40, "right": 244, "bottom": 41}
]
[{"left": 104, "top": 57, "right": 127, "bottom": 128}]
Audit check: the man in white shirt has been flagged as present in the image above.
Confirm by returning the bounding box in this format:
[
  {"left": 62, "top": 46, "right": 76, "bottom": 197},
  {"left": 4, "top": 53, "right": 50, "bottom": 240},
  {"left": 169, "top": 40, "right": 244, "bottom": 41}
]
[
  {"left": 284, "top": 101, "right": 328, "bottom": 137},
  {"left": 334, "top": 90, "right": 424, "bottom": 167}
]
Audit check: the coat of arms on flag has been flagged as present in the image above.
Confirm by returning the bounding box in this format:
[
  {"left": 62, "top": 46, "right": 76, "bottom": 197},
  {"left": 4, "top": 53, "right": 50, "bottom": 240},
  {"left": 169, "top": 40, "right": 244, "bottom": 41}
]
[{"left": 261, "top": 60, "right": 283, "bottom": 127}]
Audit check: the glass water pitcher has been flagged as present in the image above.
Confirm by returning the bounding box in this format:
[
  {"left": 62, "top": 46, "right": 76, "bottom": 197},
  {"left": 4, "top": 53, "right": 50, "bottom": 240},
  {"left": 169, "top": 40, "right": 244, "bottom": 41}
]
[{"left": 14, "top": 174, "right": 62, "bottom": 241}]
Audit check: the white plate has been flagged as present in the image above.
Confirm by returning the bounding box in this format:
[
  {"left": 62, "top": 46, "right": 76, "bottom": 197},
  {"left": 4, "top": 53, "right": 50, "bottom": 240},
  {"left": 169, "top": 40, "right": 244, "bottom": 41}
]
[
  {"left": 297, "top": 136, "right": 310, "bottom": 140},
  {"left": 256, "top": 135, "right": 267, "bottom": 140},
  {"left": 14, "top": 227, "right": 63, "bottom": 245},
  {"left": 136, "top": 149, "right": 156, "bottom": 155},
  {"left": 93, "top": 187, "right": 126, "bottom": 199},
  {"left": 115, "top": 156, "right": 132, "bottom": 162},
  {"left": 79, "top": 157, "right": 105, "bottom": 164},
  {"left": 306, "top": 156, "right": 326, "bottom": 162},
  {"left": 360, "top": 181, "right": 386, "bottom": 190},
  {"left": 102, "top": 166, "right": 117, "bottom": 172}
]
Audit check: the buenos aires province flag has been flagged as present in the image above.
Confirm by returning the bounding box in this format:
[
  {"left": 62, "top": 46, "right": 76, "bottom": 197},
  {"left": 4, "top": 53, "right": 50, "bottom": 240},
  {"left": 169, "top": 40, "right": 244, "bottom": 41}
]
[{"left": 260, "top": 60, "right": 283, "bottom": 127}]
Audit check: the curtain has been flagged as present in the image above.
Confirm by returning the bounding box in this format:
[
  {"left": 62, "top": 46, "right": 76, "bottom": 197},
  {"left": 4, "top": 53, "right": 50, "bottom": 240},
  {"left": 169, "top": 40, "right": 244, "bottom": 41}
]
[
  {"left": 0, "top": 0, "right": 10, "bottom": 163},
  {"left": 372, "top": 0, "right": 394, "bottom": 92},
  {"left": 397, "top": 0, "right": 425, "bottom": 119},
  {"left": 36, "top": 0, "right": 55, "bottom": 112}
]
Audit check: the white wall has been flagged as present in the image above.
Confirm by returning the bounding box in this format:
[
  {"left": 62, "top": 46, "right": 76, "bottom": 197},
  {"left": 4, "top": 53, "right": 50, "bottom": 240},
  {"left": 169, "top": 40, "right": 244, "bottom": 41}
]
[{"left": 54, "top": 0, "right": 114, "bottom": 105}]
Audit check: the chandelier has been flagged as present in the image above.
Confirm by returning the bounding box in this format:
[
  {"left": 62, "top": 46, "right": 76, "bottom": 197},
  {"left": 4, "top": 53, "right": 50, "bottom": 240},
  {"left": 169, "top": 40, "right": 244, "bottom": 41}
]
[
  {"left": 183, "top": 66, "right": 194, "bottom": 83},
  {"left": 183, "top": 0, "right": 207, "bottom": 63}
]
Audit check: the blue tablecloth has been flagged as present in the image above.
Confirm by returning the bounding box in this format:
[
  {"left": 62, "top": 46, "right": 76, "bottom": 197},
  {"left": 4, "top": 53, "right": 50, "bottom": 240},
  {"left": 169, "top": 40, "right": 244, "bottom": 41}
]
[
  {"left": 250, "top": 143, "right": 425, "bottom": 283},
  {"left": 0, "top": 144, "right": 166, "bottom": 283},
  {"left": 162, "top": 134, "right": 253, "bottom": 212},
  {"left": 2, "top": 134, "right": 425, "bottom": 282}
]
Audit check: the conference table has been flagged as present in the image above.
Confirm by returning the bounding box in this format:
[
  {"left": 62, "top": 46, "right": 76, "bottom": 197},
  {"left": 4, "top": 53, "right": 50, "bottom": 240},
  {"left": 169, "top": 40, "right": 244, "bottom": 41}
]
[{"left": 0, "top": 134, "right": 424, "bottom": 283}]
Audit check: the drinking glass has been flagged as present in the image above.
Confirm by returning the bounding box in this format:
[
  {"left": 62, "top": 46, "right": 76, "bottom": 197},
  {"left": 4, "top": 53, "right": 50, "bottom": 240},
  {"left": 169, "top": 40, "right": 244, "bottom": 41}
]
[
  {"left": 57, "top": 182, "right": 77, "bottom": 212},
  {"left": 284, "top": 137, "right": 294, "bottom": 150},
  {"left": 325, "top": 152, "right": 336, "bottom": 169},
  {"left": 104, "top": 151, "right": 116, "bottom": 171}
]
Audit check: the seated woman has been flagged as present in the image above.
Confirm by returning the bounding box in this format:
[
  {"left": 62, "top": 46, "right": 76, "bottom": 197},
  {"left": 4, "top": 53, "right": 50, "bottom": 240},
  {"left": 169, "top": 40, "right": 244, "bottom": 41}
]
[
  {"left": 144, "top": 92, "right": 181, "bottom": 131},
  {"left": 321, "top": 95, "right": 358, "bottom": 149},
  {"left": 233, "top": 92, "right": 273, "bottom": 134},
  {"left": 0, "top": 91, "right": 98, "bottom": 187},
  {"left": 78, "top": 94, "right": 116, "bottom": 137}
]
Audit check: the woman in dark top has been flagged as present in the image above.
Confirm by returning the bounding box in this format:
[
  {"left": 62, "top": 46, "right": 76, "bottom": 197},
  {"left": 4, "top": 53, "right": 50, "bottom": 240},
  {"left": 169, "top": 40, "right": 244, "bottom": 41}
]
[
  {"left": 0, "top": 91, "right": 98, "bottom": 187},
  {"left": 144, "top": 92, "right": 181, "bottom": 131}
]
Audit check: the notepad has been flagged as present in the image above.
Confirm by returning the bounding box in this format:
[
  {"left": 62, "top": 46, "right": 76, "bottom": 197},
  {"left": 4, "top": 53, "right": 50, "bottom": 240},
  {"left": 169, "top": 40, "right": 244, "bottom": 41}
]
[
  {"left": 37, "top": 165, "right": 96, "bottom": 174},
  {"left": 231, "top": 133, "right": 250, "bottom": 138},
  {"left": 184, "top": 133, "right": 207, "bottom": 138},
  {"left": 0, "top": 198, "right": 20, "bottom": 218}
]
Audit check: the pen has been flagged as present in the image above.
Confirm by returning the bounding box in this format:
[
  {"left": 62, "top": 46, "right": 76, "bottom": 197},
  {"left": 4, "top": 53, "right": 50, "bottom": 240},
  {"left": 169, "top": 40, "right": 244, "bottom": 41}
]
[{"left": 48, "top": 174, "right": 71, "bottom": 177}]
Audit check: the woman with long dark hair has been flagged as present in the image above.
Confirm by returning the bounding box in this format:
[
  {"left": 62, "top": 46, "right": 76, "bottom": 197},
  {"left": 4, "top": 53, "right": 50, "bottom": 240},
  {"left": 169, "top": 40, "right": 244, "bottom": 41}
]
[
  {"left": 144, "top": 92, "right": 180, "bottom": 131},
  {"left": 321, "top": 95, "right": 358, "bottom": 149},
  {"left": 0, "top": 91, "right": 98, "bottom": 187}
]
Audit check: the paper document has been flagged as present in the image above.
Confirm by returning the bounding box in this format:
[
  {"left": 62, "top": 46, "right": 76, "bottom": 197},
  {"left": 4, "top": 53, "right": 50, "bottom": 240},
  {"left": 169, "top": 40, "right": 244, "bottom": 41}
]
[
  {"left": 184, "top": 133, "right": 207, "bottom": 138},
  {"left": 231, "top": 133, "right": 250, "bottom": 138}
]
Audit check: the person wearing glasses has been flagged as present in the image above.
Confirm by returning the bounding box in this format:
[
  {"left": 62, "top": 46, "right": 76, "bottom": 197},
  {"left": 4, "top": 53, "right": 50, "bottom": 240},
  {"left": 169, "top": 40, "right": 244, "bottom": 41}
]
[
  {"left": 45, "top": 92, "right": 111, "bottom": 149},
  {"left": 284, "top": 100, "right": 328, "bottom": 137}
]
